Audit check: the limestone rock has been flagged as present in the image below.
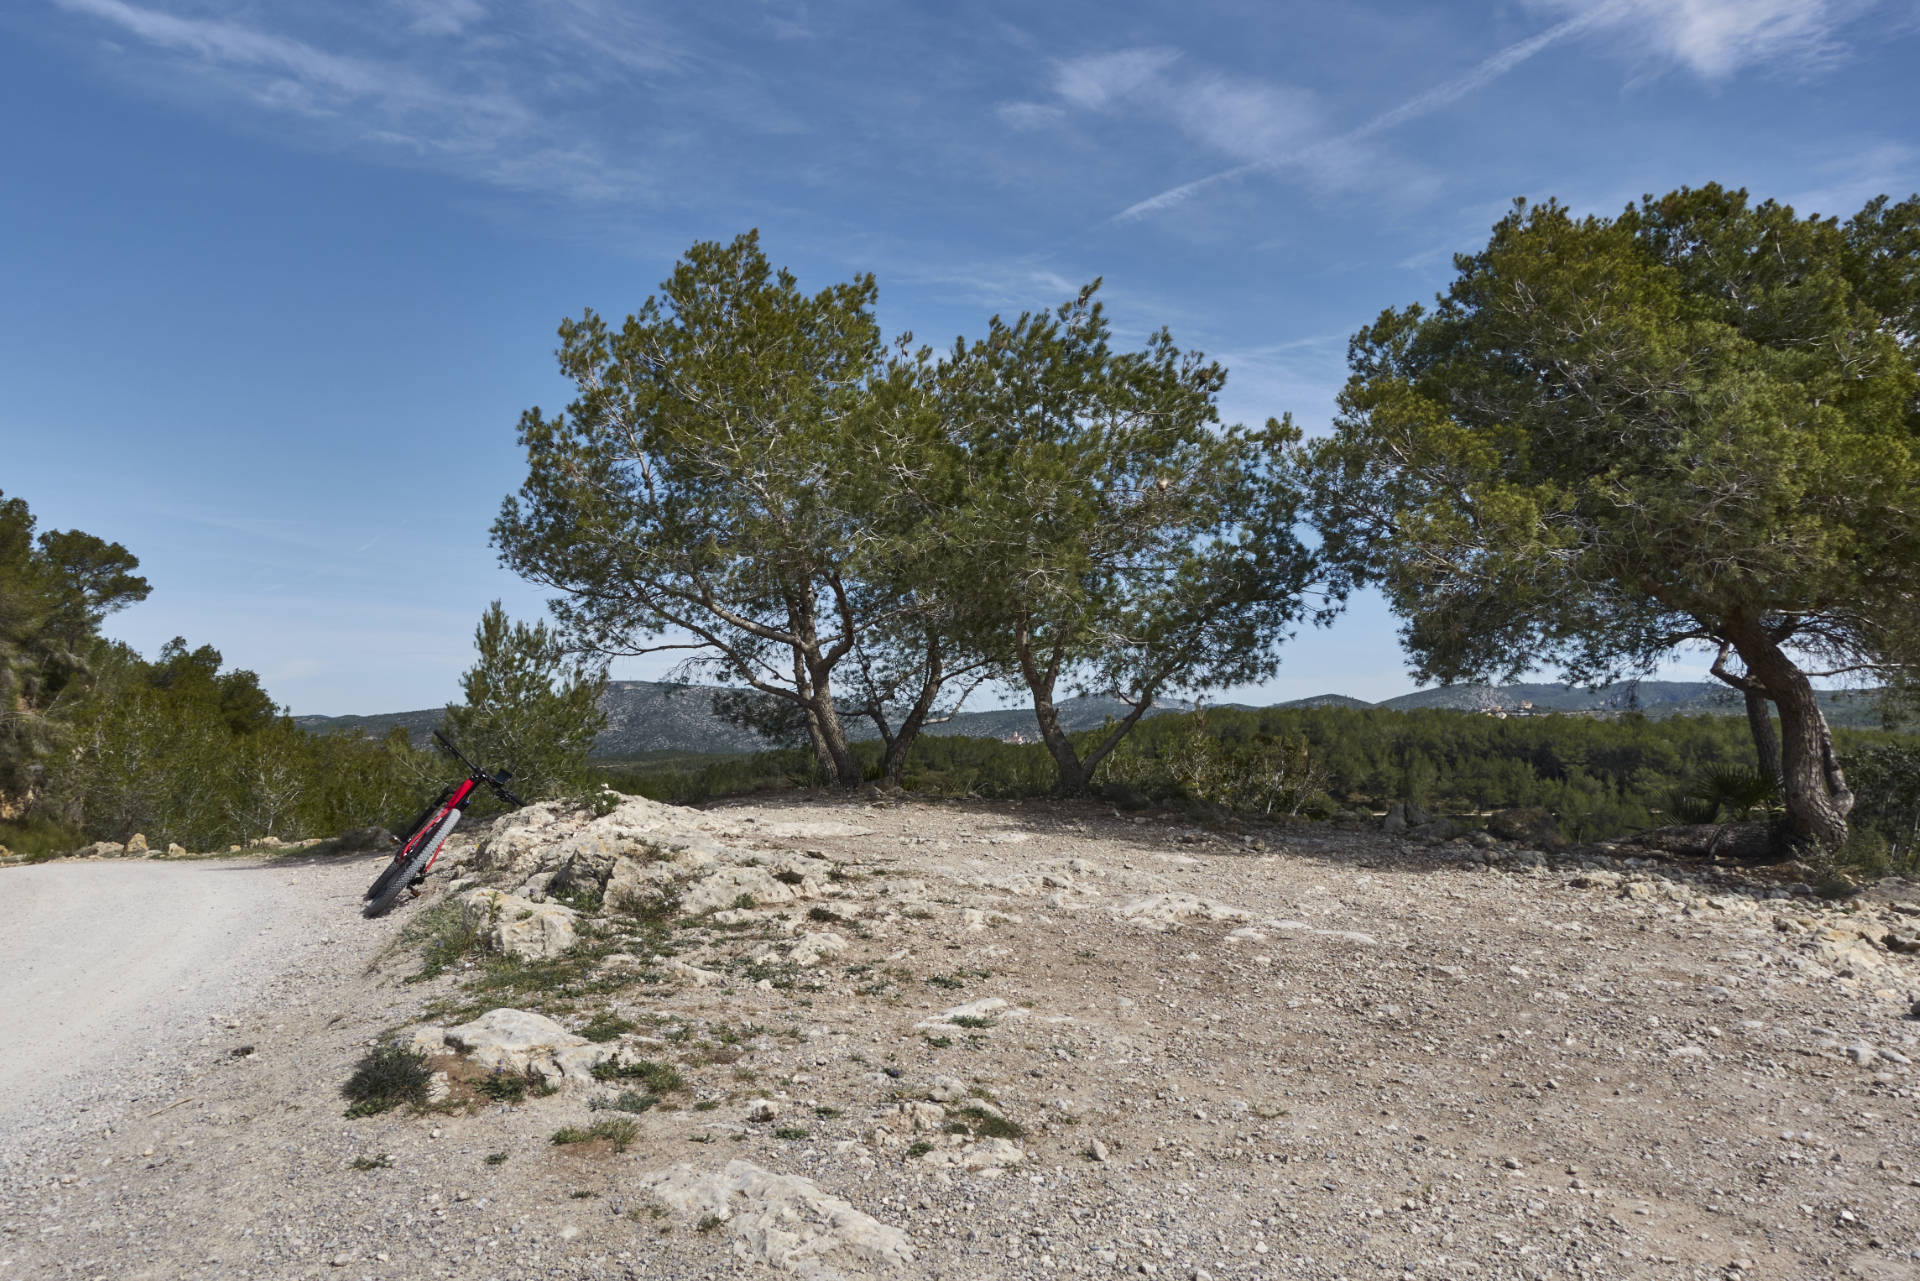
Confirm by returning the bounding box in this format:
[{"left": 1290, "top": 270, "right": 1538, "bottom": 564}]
[
  {"left": 125, "top": 833, "right": 149, "bottom": 855},
  {"left": 165, "top": 842, "right": 188, "bottom": 857},
  {"left": 635, "top": 1159, "right": 913, "bottom": 1274},
  {"left": 603, "top": 854, "right": 679, "bottom": 915},
  {"left": 879, "top": 1101, "right": 945, "bottom": 1133},
  {"left": 914, "top": 998, "right": 1025, "bottom": 1030},
  {"left": 1116, "top": 893, "right": 1255, "bottom": 930},
  {"left": 443, "top": 1007, "right": 610, "bottom": 1082},
  {"left": 77, "top": 841, "right": 125, "bottom": 858},
  {"left": 459, "top": 888, "right": 580, "bottom": 960},
  {"left": 927, "top": 1075, "right": 970, "bottom": 1103},
  {"left": 404, "top": 1026, "right": 449, "bottom": 1057},
  {"left": 789, "top": 931, "right": 848, "bottom": 966},
  {"left": 921, "top": 1136, "right": 1026, "bottom": 1172},
  {"left": 746, "top": 1098, "right": 780, "bottom": 1122}
]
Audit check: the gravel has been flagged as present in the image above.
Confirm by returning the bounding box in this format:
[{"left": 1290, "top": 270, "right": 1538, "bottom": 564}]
[{"left": 3, "top": 803, "right": 1918, "bottom": 1281}]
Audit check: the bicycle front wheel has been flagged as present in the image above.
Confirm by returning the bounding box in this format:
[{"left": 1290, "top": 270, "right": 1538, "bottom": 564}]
[{"left": 362, "top": 809, "right": 460, "bottom": 919}]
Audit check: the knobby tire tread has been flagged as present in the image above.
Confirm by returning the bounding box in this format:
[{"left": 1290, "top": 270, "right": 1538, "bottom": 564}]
[{"left": 362, "top": 810, "right": 459, "bottom": 918}]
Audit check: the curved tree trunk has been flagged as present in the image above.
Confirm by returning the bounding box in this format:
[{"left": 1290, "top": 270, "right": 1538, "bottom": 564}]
[
  {"left": 1744, "top": 688, "right": 1781, "bottom": 786},
  {"left": 1730, "top": 623, "right": 1853, "bottom": 853}
]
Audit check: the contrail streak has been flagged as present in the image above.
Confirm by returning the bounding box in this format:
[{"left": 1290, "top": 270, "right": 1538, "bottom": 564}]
[{"left": 1112, "top": 4, "right": 1623, "bottom": 222}]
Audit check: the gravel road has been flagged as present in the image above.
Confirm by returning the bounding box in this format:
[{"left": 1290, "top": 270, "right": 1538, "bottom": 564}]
[
  {"left": 3, "top": 807, "right": 1918, "bottom": 1281},
  {"left": 0, "top": 856, "right": 378, "bottom": 1167}
]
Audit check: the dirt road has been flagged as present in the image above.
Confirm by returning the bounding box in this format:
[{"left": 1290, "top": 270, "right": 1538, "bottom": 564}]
[{"left": 0, "top": 856, "right": 375, "bottom": 1162}]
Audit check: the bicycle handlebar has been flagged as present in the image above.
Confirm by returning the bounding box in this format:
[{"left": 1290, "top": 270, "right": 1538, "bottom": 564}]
[{"left": 433, "top": 730, "right": 525, "bottom": 808}]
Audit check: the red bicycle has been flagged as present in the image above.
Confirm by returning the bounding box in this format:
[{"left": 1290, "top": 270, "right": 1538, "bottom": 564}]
[{"left": 362, "top": 731, "right": 523, "bottom": 918}]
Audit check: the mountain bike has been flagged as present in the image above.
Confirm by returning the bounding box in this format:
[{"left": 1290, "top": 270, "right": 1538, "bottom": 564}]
[{"left": 362, "top": 731, "right": 523, "bottom": 919}]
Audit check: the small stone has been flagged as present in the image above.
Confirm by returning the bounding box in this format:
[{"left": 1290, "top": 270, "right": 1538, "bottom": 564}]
[
  {"left": 1089, "top": 1138, "right": 1109, "bottom": 1162},
  {"left": 330, "top": 1254, "right": 353, "bottom": 1267},
  {"left": 747, "top": 1098, "right": 780, "bottom": 1122},
  {"left": 1502, "top": 1156, "right": 1522, "bottom": 1170}
]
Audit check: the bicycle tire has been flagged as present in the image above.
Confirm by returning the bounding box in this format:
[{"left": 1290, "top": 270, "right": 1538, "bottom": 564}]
[{"left": 362, "top": 809, "right": 461, "bottom": 919}]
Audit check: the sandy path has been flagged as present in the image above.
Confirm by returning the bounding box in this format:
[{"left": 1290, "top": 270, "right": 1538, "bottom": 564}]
[{"left": 0, "top": 857, "right": 374, "bottom": 1162}]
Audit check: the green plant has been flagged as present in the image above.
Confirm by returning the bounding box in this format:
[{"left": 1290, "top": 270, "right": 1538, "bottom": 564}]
[
  {"left": 906, "top": 1140, "right": 933, "bottom": 1157},
  {"left": 924, "top": 974, "right": 963, "bottom": 990},
  {"left": 342, "top": 1043, "right": 431, "bottom": 1117},
  {"left": 812, "top": 1106, "right": 841, "bottom": 1118},
  {"left": 485, "top": 1151, "right": 508, "bottom": 1165},
  {"left": 580, "top": 1012, "right": 635, "bottom": 1043},
  {"left": 589, "top": 1090, "right": 658, "bottom": 1114},
  {"left": 924, "top": 1034, "right": 952, "bottom": 1049},
  {"left": 949, "top": 1104, "right": 1025, "bottom": 1140},
  {"left": 949, "top": 1015, "right": 995, "bottom": 1030},
  {"left": 476, "top": 1073, "right": 529, "bottom": 1103},
  {"left": 550, "top": 1118, "right": 640, "bottom": 1152},
  {"left": 349, "top": 1153, "right": 392, "bottom": 1171},
  {"left": 592, "top": 1058, "right": 685, "bottom": 1092},
  {"left": 774, "top": 1127, "right": 810, "bottom": 1140},
  {"left": 697, "top": 1214, "right": 724, "bottom": 1234}
]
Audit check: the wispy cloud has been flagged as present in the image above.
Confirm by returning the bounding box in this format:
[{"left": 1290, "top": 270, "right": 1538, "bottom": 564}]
[
  {"left": 1097, "top": 0, "right": 1882, "bottom": 224},
  {"left": 47, "top": 0, "right": 693, "bottom": 201},
  {"left": 1106, "top": 10, "right": 1611, "bottom": 222},
  {"left": 1531, "top": 0, "right": 1876, "bottom": 79}
]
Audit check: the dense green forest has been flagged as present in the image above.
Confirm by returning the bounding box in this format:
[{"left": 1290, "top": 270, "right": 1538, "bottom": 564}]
[{"left": 0, "top": 490, "right": 434, "bottom": 857}]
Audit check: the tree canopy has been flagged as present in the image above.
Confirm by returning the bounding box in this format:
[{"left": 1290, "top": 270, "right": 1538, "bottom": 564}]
[{"left": 1302, "top": 184, "right": 1920, "bottom": 852}]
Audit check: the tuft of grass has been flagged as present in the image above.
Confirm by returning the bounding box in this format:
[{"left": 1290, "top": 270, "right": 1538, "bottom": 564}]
[
  {"left": 592, "top": 1058, "right": 685, "bottom": 1092},
  {"left": 949, "top": 1015, "right": 995, "bottom": 1030},
  {"left": 807, "top": 905, "right": 844, "bottom": 923},
  {"left": 484, "top": 1151, "right": 508, "bottom": 1166},
  {"left": 696, "top": 1213, "right": 724, "bottom": 1234},
  {"left": 401, "top": 899, "right": 481, "bottom": 983},
  {"left": 812, "top": 1105, "right": 841, "bottom": 1119},
  {"left": 924, "top": 974, "right": 963, "bottom": 990},
  {"left": 731, "top": 893, "right": 758, "bottom": 910},
  {"left": 905, "top": 1140, "right": 933, "bottom": 1157},
  {"left": 581, "top": 1012, "right": 636, "bottom": 1043},
  {"left": 349, "top": 1153, "right": 392, "bottom": 1171},
  {"left": 569, "top": 1189, "right": 599, "bottom": 1199},
  {"left": 694, "top": 1099, "right": 720, "bottom": 1112},
  {"left": 773, "top": 1126, "right": 810, "bottom": 1140},
  {"left": 924, "top": 1034, "right": 953, "bottom": 1049},
  {"left": 588, "top": 1090, "right": 658, "bottom": 1115},
  {"left": 476, "top": 1073, "right": 529, "bottom": 1103},
  {"left": 550, "top": 1118, "right": 640, "bottom": 1153},
  {"left": 950, "top": 1104, "right": 1026, "bottom": 1140},
  {"left": 342, "top": 1043, "right": 431, "bottom": 1117}
]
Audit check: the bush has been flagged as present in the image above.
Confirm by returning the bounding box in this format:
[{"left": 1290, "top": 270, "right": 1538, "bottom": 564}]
[
  {"left": 343, "top": 1043, "right": 432, "bottom": 1117},
  {"left": 551, "top": 1118, "right": 640, "bottom": 1152}
]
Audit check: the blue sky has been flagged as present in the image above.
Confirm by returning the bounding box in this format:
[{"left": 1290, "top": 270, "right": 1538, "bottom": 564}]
[{"left": 4, "top": 0, "right": 1917, "bottom": 715}]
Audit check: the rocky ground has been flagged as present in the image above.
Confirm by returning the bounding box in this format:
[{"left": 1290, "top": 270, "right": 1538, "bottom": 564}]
[{"left": 3, "top": 794, "right": 1918, "bottom": 1281}]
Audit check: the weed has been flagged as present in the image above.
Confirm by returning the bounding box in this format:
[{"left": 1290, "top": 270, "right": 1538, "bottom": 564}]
[
  {"left": 949, "top": 1015, "right": 995, "bottom": 1030},
  {"left": 732, "top": 893, "right": 758, "bottom": 910},
  {"left": 696, "top": 1214, "right": 724, "bottom": 1234},
  {"left": 906, "top": 1140, "right": 933, "bottom": 1157},
  {"left": 485, "top": 1151, "right": 508, "bottom": 1166},
  {"left": 772, "top": 869, "right": 806, "bottom": 886},
  {"left": 812, "top": 1105, "right": 842, "bottom": 1119},
  {"left": 808, "top": 906, "right": 844, "bottom": 923},
  {"left": 773, "top": 1127, "right": 810, "bottom": 1140},
  {"left": 570, "top": 1189, "right": 599, "bottom": 1199},
  {"left": 694, "top": 1099, "right": 720, "bottom": 1112},
  {"left": 550, "top": 1118, "right": 640, "bottom": 1153},
  {"left": 732, "top": 1066, "right": 759, "bottom": 1083},
  {"left": 593, "top": 1059, "right": 686, "bottom": 1093},
  {"left": 476, "top": 1073, "right": 529, "bottom": 1104},
  {"left": 950, "top": 1104, "right": 1026, "bottom": 1140},
  {"left": 588, "top": 1090, "right": 658, "bottom": 1114},
  {"left": 349, "top": 1153, "right": 392, "bottom": 1171},
  {"left": 581, "top": 1012, "right": 636, "bottom": 1043},
  {"left": 402, "top": 900, "right": 480, "bottom": 982},
  {"left": 342, "top": 1043, "right": 431, "bottom": 1117},
  {"left": 925, "top": 974, "right": 963, "bottom": 990},
  {"left": 924, "top": 1034, "right": 953, "bottom": 1049}
]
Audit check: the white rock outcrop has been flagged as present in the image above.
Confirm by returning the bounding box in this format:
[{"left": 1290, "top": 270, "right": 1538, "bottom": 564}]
[
  {"left": 635, "top": 1159, "right": 913, "bottom": 1278},
  {"left": 439, "top": 1007, "right": 613, "bottom": 1085},
  {"left": 459, "top": 888, "right": 580, "bottom": 960}
]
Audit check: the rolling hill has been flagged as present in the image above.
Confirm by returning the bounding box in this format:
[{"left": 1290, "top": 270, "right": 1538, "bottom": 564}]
[{"left": 294, "top": 677, "right": 1902, "bottom": 757}]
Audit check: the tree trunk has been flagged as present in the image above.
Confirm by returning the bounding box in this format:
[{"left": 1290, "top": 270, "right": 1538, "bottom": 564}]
[
  {"left": 1730, "top": 623, "right": 1854, "bottom": 853},
  {"left": 876, "top": 636, "right": 944, "bottom": 788},
  {"left": 1013, "top": 616, "right": 1088, "bottom": 795},
  {"left": 1743, "top": 688, "right": 1781, "bottom": 786},
  {"left": 804, "top": 658, "right": 861, "bottom": 787}
]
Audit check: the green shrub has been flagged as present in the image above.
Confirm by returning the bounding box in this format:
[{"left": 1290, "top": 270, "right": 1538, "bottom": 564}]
[
  {"left": 343, "top": 1043, "right": 431, "bottom": 1117},
  {"left": 550, "top": 1118, "right": 640, "bottom": 1152}
]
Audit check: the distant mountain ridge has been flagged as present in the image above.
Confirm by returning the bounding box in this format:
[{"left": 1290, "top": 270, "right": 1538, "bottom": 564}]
[{"left": 293, "top": 678, "right": 1900, "bottom": 756}]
